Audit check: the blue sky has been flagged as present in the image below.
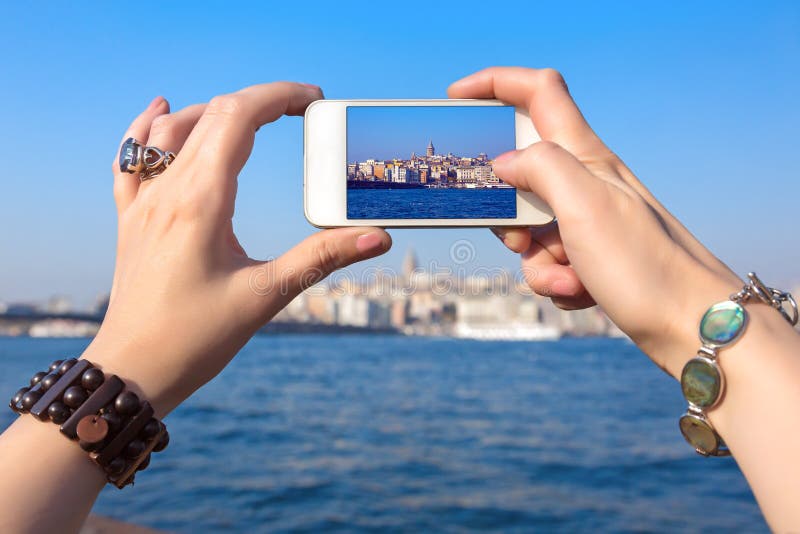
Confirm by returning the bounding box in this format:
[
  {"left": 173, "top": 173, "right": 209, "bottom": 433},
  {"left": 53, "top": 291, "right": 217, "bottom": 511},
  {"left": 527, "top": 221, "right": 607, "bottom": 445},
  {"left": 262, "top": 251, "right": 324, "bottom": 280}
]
[
  {"left": 347, "top": 106, "right": 515, "bottom": 162},
  {"left": 0, "top": 2, "right": 798, "bottom": 305}
]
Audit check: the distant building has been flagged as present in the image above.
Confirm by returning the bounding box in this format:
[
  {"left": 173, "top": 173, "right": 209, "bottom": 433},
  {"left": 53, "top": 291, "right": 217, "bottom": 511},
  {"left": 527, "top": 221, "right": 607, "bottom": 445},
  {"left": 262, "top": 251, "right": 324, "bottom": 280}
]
[
  {"left": 391, "top": 298, "right": 409, "bottom": 329},
  {"left": 486, "top": 167, "right": 501, "bottom": 185},
  {"left": 426, "top": 140, "right": 435, "bottom": 157},
  {"left": 419, "top": 167, "right": 429, "bottom": 184},
  {"left": 402, "top": 248, "right": 418, "bottom": 281},
  {"left": 473, "top": 165, "right": 492, "bottom": 185},
  {"left": 456, "top": 166, "right": 476, "bottom": 185},
  {"left": 46, "top": 296, "right": 72, "bottom": 314},
  {"left": 373, "top": 163, "right": 386, "bottom": 180},
  {"left": 393, "top": 167, "right": 407, "bottom": 183},
  {"left": 337, "top": 295, "right": 390, "bottom": 328},
  {"left": 358, "top": 162, "right": 374, "bottom": 178}
]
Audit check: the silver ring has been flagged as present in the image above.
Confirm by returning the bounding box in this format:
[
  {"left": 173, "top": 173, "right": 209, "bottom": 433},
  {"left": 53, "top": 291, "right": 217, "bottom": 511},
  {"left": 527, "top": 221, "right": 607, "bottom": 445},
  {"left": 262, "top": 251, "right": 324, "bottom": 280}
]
[{"left": 118, "top": 137, "right": 176, "bottom": 181}]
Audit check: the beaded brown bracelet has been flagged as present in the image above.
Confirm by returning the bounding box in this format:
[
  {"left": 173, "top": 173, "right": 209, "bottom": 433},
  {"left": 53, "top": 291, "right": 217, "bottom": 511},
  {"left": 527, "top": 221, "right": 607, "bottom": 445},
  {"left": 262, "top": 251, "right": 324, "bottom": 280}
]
[{"left": 8, "top": 358, "right": 169, "bottom": 488}]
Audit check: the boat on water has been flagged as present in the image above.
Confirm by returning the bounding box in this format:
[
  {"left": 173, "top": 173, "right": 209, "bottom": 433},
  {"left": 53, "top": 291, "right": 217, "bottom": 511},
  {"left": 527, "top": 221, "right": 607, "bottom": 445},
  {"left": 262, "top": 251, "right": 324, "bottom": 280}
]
[{"left": 453, "top": 322, "right": 561, "bottom": 341}]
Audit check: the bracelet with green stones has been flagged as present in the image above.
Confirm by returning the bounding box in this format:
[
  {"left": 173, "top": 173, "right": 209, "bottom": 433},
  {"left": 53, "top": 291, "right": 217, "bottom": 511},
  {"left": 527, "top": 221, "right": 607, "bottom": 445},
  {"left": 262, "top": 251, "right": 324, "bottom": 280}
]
[{"left": 679, "top": 272, "right": 798, "bottom": 457}]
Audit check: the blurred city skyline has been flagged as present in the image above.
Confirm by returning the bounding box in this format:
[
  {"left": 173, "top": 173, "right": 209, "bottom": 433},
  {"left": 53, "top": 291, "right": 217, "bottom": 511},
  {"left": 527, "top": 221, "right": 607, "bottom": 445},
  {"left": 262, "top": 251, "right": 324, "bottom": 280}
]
[
  {"left": 346, "top": 106, "right": 515, "bottom": 162},
  {"left": 0, "top": 2, "right": 798, "bottom": 306}
]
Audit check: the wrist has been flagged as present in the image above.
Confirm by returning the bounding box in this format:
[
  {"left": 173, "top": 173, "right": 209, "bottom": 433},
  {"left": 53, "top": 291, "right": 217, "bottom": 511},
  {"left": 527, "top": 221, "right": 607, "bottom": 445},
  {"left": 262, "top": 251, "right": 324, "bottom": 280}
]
[
  {"left": 79, "top": 331, "right": 184, "bottom": 419},
  {"left": 640, "top": 266, "right": 744, "bottom": 380}
]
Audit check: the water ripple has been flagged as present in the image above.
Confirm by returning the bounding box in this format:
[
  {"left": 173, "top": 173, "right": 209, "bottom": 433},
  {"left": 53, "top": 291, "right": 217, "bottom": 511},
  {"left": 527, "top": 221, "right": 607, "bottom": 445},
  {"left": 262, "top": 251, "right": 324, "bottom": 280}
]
[{"left": 0, "top": 336, "right": 767, "bottom": 532}]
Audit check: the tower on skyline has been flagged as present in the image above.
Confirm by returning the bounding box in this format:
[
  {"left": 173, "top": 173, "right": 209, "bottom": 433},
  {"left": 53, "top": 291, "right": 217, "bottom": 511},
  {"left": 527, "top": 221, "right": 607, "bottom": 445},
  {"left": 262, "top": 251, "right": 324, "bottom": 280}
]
[
  {"left": 403, "top": 248, "right": 418, "bottom": 281},
  {"left": 426, "top": 139, "right": 435, "bottom": 157}
]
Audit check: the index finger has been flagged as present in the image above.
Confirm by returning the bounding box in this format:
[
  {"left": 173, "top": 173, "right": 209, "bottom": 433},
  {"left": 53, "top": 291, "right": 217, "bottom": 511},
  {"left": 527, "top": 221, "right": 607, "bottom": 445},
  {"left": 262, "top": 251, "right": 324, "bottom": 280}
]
[
  {"left": 447, "top": 67, "right": 607, "bottom": 157},
  {"left": 180, "top": 82, "right": 324, "bottom": 179}
]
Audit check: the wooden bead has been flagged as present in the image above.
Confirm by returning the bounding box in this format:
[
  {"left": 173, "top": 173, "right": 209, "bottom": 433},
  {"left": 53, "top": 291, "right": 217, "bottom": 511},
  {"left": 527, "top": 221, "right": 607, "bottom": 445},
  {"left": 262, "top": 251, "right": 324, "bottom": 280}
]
[
  {"left": 114, "top": 391, "right": 140, "bottom": 415},
  {"left": 40, "top": 373, "right": 60, "bottom": 392},
  {"left": 94, "top": 401, "right": 153, "bottom": 467},
  {"left": 140, "top": 419, "right": 160, "bottom": 439},
  {"left": 60, "top": 375, "right": 124, "bottom": 440},
  {"left": 63, "top": 386, "right": 87, "bottom": 408},
  {"left": 58, "top": 358, "right": 78, "bottom": 375},
  {"left": 124, "top": 439, "right": 146, "bottom": 458},
  {"left": 12, "top": 387, "right": 29, "bottom": 406},
  {"left": 107, "top": 456, "right": 127, "bottom": 476},
  {"left": 21, "top": 390, "right": 42, "bottom": 411},
  {"left": 76, "top": 415, "right": 109, "bottom": 444},
  {"left": 101, "top": 411, "right": 122, "bottom": 432},
  {"left": 49, "top": 359, "right": 64, "bottom": 372},
  {"left": 80, "top": 368, "right": 105, "bottom": 391},
  {"left": 30, "top": 360, "right": 90, "bottom": 420},
  {"left": 137, "top": 453, "right": 151, "bottom": 471},
  {"left": 30, "top": 371, "right": 47, "bottom": 387},
  {"left": 47, "top": 401, "right": 70, "bottom": 424},
  {"left": 153, "top": 430, "right": 169, "bottom": 452}
]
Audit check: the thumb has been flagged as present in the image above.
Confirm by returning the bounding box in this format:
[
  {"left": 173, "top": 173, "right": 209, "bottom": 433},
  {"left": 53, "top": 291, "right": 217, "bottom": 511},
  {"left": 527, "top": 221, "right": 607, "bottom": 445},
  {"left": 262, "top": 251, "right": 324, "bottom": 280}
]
[
  {"left": 276, "top": 227, "right": 392, "bottom": 290},
  {"left": 245, "top": 227, "right": 392, "bottom": 318},
  {"left": 492, "top": 141, "right": 604, "bottom": 223}
]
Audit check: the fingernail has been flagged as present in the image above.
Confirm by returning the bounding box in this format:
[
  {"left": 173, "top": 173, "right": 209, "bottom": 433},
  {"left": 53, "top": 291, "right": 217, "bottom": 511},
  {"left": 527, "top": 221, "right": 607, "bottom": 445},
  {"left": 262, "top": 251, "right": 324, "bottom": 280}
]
[
  {"left": 551, "top": 279, "right": 576, "bottom": 296},
  {"left": 493, "top": 150, "right": 519, "bottom": 165},
  {"left": 147, "top": 96, "right": 165, "bottom": 110},
  {"left": 299, "top": 83, "right": 321, "bottom": 91},
  {"left": 356, "top": 232, "right": 384, "bottom": 254}
]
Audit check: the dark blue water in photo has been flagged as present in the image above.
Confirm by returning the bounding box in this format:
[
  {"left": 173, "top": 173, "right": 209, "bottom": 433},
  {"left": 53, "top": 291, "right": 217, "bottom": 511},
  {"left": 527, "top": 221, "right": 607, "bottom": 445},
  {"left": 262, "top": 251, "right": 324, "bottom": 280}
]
[
  {"left": 0, "top": 336, "right": 766, "bottom": 532},
  {"left": 347, "top": 189, "right": 517, "bottom": 219}
]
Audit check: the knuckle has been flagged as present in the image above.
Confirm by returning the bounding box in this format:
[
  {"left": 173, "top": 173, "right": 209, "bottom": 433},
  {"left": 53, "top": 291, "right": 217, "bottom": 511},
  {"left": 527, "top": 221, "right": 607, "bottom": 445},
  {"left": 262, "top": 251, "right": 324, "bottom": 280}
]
[
  {"left": 528, "top": 140, "right": 563, "bottom": 162},
  {"left": 539, "top": 68, "right": 567, "bottom": 90},
  {"left": 311, "top": 238, "right": 342, "bottom": 275},
  {"left": 112, "top": 180, "right": 127, "bottom": 203},
  {"left": 149, "top": 114, "right": 175, "bottom": 136},
  {"left": 136, "top": 184, "right": 161, "bottom": 211},
  {"left": 174, "top": 185, "right": 210, "bottom": 219},
  {"left": 207, "top": 94, "right": 245, "bottom": 117},
  {"left": 270, "top": 81, "right": 294, "bottom": 93},
  {"left": 520, "top": 267, "right": 539, "bottom": 289}
]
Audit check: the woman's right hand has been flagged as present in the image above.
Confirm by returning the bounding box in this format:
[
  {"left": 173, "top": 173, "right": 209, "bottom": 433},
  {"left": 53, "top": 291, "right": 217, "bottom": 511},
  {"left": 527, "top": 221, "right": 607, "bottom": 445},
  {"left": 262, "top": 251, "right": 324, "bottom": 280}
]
[{"left": 449, "top": 67, "right": 742, "bottom": 377}]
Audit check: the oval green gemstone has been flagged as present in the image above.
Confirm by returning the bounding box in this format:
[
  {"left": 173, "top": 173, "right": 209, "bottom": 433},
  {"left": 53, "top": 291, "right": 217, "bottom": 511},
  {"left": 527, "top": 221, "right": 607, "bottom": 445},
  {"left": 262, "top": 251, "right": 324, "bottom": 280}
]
[
  {"left": 679, "top": 415, "right": 719, "bottom": 454},
  {"left": 699, "top": 301, "right": 746, "bottom": 346},
  {"left": 681, "top": 358, "right": 721, "bottom": 407}
]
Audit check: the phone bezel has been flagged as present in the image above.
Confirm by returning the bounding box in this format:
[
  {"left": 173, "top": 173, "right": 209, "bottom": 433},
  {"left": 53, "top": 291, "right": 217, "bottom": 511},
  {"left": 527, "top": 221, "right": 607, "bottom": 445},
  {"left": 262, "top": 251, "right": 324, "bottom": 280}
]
[{"left": 304, "top": 99, "right": 554, "bottom": 228}]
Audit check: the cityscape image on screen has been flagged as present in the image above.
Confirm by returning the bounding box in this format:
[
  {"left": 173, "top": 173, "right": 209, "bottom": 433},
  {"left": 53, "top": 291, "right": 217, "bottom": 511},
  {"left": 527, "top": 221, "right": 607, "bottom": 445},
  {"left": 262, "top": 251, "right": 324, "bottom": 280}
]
[{"left": 346, "top": 106, "right": 517, "bottom": 219}]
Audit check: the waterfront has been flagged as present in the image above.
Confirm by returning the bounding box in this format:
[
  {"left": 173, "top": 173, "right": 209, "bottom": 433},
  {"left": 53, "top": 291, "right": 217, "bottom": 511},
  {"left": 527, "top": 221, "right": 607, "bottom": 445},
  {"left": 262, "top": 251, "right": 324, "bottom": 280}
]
[
  {"left": 0, "top": 336, "right": 766, "bottom": 532},
  {"left": 347, "top": 189, "right": 517, "bottom": 219}
]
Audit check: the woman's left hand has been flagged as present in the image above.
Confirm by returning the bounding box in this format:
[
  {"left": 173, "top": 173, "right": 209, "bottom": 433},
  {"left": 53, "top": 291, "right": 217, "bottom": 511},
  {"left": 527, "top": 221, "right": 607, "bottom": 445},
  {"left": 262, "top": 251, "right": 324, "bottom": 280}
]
[{"left": 87, "top": 82, "right": 392, "bottom": 417}]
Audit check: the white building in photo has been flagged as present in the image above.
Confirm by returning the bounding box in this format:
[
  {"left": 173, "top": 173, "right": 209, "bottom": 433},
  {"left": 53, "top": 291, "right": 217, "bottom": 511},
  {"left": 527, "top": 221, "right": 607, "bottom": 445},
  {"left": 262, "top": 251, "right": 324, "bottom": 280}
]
[
  {"left": 473, "top": 165, "right": 492, "bottom": 185},
  {"left": 337, "top": 295, "right": 391, "bottom": 328},
  {"left": 456, "top": 166, "right": 476, "bottom": 185},
  {"left": 393, "top": 167, "right": 407, "bottom": 183}
]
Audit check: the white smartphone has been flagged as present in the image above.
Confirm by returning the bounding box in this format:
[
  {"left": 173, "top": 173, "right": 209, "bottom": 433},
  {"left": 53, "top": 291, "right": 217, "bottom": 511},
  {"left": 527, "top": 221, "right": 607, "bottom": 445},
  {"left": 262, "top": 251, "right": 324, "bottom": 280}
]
[{"left": 304, "top": 99, "right": 554, "bottom": 228}]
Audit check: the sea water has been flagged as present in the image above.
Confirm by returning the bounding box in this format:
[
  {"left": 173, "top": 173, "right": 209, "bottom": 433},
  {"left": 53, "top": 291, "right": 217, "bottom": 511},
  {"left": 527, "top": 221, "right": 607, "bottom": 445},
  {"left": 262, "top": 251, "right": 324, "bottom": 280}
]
[{"left": 0, "top": 336, "right": 766, "bottom": 532}]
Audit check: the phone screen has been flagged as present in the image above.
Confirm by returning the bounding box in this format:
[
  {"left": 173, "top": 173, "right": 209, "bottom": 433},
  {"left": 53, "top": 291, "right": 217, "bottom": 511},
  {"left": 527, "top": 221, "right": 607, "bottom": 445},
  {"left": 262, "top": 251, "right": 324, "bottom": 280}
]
[{"left": 346, "top": 106, "right": 516, "bottom": 220}]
